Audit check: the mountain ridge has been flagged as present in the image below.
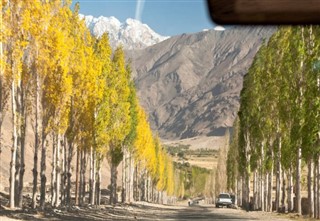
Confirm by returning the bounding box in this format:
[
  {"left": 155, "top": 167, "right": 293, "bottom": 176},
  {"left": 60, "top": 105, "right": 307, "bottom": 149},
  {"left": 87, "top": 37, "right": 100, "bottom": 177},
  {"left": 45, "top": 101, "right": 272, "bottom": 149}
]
[
  {"left": 80, "top": 14, "right": 169, "bottom": 50},
  {"left": 131, "top": 26, "right": 276, "bottom": 141}
]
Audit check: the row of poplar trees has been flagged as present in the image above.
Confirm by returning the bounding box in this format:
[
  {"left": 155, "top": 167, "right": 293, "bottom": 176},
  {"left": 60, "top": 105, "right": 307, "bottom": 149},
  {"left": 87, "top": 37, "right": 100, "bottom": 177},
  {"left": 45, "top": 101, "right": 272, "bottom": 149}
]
[
  {"left": 227, "top": 26, "right": 320, "bottom": 218},
  {"left": 0, "top": 0, "right": 178, "bottom": 210}
]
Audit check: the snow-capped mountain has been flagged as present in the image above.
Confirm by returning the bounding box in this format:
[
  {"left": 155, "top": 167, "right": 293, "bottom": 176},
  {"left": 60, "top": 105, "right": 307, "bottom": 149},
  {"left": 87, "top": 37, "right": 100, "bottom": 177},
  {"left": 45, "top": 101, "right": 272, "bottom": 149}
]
[{"left": 79, "top": 14, "right": 169, "bottom": 50}]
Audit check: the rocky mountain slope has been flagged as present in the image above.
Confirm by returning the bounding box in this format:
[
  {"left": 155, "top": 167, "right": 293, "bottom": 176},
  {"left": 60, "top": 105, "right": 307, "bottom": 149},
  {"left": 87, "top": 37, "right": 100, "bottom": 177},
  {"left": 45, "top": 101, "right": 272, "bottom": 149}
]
[
  {"left": 132, "top": 26, "right": 275, "bottom": 140},
  {"left": 80, "top": 14, "right": 169, "bottom": 50}
]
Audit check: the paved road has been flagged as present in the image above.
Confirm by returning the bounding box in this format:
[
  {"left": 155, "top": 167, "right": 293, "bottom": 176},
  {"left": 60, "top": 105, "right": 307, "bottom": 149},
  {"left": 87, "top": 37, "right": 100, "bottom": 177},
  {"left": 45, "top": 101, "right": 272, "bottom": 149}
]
[
  {"left": 0, "top": 203, "right": 294, "bottom": 221},
  {"left": 132, "top": 204, "right": 292, "bottom": 221}
]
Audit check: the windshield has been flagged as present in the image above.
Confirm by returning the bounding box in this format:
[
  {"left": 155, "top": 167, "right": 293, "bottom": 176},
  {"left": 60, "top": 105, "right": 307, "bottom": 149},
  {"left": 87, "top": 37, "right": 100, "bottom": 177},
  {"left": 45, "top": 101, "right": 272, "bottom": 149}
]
[
  {"left": 219, "top": 194, "right": 230, "bottom": 199},
  {"left": 1, "top": 0, "right": 319, "bottom": 220}
]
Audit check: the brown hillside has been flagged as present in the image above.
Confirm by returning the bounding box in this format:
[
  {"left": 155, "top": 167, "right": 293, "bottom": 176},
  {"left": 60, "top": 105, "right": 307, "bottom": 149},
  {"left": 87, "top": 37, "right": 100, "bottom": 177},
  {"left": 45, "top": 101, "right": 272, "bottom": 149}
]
[{"left": 131, "top": 26, "right": 275, "bottom": 141}]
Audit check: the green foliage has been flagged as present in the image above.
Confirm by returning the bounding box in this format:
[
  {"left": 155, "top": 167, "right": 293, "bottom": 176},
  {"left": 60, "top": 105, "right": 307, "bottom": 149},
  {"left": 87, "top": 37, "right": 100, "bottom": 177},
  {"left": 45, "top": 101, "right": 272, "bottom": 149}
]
[
  {"left": 124, "top": 80, "right": 138, "bottom": 148},
  {"left": 164, "top": 144, "right": 190, "bottom": 156},
  {"left": 173, "top": 162, "right": 212, "bottom": 198},
  {"left": 164, "top": 144, "right": 217, "bottom": 158},
  {"left": 227, "top": 118, "right": 239, "bottom": 192},
  {"left": 232, "top": 26, "right": 320, "bottom": 192},
  {"left": 110, "top": 146, "right": 123, "bottom": 166}
]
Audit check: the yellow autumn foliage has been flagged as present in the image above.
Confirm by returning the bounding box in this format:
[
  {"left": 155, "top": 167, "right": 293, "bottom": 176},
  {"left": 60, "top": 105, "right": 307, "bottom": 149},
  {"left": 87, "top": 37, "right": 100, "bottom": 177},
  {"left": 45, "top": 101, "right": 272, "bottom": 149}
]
[{"left": 2, "top": 0, "right": 182, "bottom": 203}]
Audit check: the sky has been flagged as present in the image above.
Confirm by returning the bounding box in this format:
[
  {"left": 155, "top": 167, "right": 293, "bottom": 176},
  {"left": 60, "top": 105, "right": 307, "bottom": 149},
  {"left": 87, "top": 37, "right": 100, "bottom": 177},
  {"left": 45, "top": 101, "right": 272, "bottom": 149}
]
[{"left": 70, "top": 0, "right": 216, "bottom": 36}]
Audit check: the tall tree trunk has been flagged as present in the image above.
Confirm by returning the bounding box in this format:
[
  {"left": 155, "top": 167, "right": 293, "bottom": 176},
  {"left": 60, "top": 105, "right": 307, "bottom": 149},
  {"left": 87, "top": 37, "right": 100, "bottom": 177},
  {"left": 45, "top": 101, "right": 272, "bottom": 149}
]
[
  {"left": 134, "top": 163, "right": 137, "bottom": 202},
  {"left": 0, "top": 113, "right": 2, "bottom": 207},
  {"left": 79, "top": 148, "right": 87, "bottom": 205},
  {"left": 95, "top": 156, "right": 101, "bottom": 206},
  {"left": 281, "top": 170, "right": 286, "bottom": 213},
  {"left": 307, "top": 158, "right": 314, "bottom": 217},
  {"left": 121, "top": 148, "right": 126, "bottom": 203},
  {"left": 110, "top": 162, "right": 118, "bottom": 204},
  {"left": 275, "top": 165, "right": 281, "bottom": 212},
  {"left": 66, "top": 138, "right": 73, "bottom": 206},
  {"left": 264, "top": 172, "right": 269, "bottom": 212},
  {"left": 9, "top": 80, "right": 18, "bottom": 209},
  {"left": 161, "top": 191, "right": 164, "bottom": 204},
  {"left": 55, "top": 134, "right": 61, "bottom": 207},
  {"left": 89, "top": 147, "right": 93, "bottom": 204},
  {"left": 247, "top": 170, "right": 251, "bottom": 211},
  {"left": 260, "top": 170, "right": 264, "bottom": 211},
  {"left": 253, "top": 170, "right": 257, "bottom": 210},
  {"left": 141, "top": 170, "right": 146, "bottom": 202},
  {"left": 79, "top": 149, "right": 83, "bottom": 205},
  {"left": 314, "top": 157, "right": 318, "bottom": 218},
  {"left": 317, "top": 154, "right": 320, "bottom": 219},
  {"left": 237, "top": 176, "right": 242, "bottom": 207},
  {"left": 18, "top": 95, "right": 26, "bottom": 208},
  {"left": 125, "top": 150, "right": 129, "bottom": 203},
  {"left": 15, "top": 70, "right": 27, "bottom": 208},
  {"left": 275, "top": 137, "right": 282, "bottom": 212},
  {"left": 81, "top": 148, "right": 87, "bottom": 205},
  {"left": 125, "top": 149, "right": 131, "bottom": 203},
  {"left": 257, "top": 170, "right": 261, "bottom": 210},
  {"left": 89, "top": 147, "right": 96, "bottom": 205},
  {"left": 66, "top": 97, "right": 74, "bottom": 206},
  {"left": 148, "top": 177, "right": 152, "bottom": 202},
  {"left": 134, "top": 163, "right": 139, "bottom": 201},
  {"left": 157, "top": 191, "right": 160, "bottom": 204},
  {"left": 51, "top": 135, "right": 57, "bottom": 207},
  {"left": 0, "top": 38, "right": 4, "bottom": 208},
  {"left": 267, "top": 152, "right": 274, "bottom": 212},
  {"left": 14, "top": 77, "right": 22, "bottom": 208},
  {"left": 259, "top": 147, "right": 265, "bottom": 211},
  {"left": 288, "top": 167, "right": 294, "bottom": 212},
  {"left": 242, "top": 174, "right": 246, "bottom": 209},
  {"left": 295, "top": 26, "right": 304, "bottom": 216},
  {"left": 296, "top": 147, "right": 302, "bottom": 214},
  {"left": 75, "top": 148, "right": 80, "bottom": 205},
  {"left": 14, "top": 134, "right": 21, "bottom": 208},
  {"left": 40, "top": 134, "right": 48, "bottom": 210},
  {"left": 129, "top": 151, "right": 134, "bottom": 202},
  {"left": 242, "top": 137, "right": 251, "bottom": 211},
  {"left": 163, "top": 191, "right": 167, "bottom": 205},
  {"left": 148, "top": 176, "right": 151, "bottom": 202},
  {"left": 268, "top": 173, "right": 273, "bottom": 212},
  {"left": 32, "top": 71, "right": 40, "bottom": 209},
  {"left": 151, "top": 184, "right": 154, "bottom": 203},
  {"left": 145, "top": 172, "right": 149, "bottom": 202},
  {"left": 61, "top": 137, "right": 67, "bottom": 206}
]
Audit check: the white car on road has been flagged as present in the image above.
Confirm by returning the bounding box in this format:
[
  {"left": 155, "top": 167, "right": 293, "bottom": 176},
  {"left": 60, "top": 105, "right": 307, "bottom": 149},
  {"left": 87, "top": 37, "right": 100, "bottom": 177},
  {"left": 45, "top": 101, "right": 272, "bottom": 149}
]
[{"left": 216, "top": 193, "right": 233, "bottom": 208}]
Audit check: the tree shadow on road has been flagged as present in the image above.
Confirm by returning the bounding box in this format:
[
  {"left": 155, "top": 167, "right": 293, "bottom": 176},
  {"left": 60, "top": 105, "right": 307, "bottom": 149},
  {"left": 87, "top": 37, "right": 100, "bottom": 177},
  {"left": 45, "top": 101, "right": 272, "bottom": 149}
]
[
  {"left": 175, "top": 204, "right": 259, "bottom": 220},
  {"left": 0, "top": 202, "right": 260, "bottom": 221}
]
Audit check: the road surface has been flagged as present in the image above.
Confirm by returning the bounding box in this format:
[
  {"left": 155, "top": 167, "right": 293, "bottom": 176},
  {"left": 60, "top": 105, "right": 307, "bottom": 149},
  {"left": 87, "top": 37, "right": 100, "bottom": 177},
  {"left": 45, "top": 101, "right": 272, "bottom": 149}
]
[
  {"left": 0, "top": 203, "right": 294, "bottom": 221},
  {"left": 128, "top": 203, "right": 293, "bottom": 221}
]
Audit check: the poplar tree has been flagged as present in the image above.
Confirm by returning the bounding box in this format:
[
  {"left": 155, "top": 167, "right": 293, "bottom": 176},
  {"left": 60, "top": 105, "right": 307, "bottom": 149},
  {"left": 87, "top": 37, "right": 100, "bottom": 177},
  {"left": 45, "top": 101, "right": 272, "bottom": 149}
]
[
  {"left": 65, "top": 2, "right": 89, "bottom": 206},
  {"left": 4, "top": 0, "right": 28, "bottom": 209},
  {"left": 0, "top": 0, "right": 10, "bottom": 199},
  {"left": 107, "top": 47, "right": 131, "bottom": 204}
]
